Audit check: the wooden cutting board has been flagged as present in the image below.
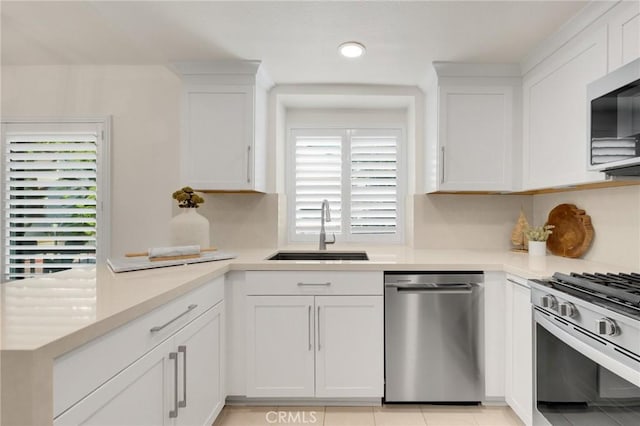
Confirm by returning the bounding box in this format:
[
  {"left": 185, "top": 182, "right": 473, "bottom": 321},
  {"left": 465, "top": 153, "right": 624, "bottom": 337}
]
[{"left": 545, "top": 204, "right": 594, "bottom": 258}]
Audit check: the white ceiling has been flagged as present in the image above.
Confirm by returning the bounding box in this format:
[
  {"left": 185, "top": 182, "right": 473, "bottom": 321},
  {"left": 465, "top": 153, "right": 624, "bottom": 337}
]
[{"left": 1, "top": 1, "right": 589, "bottom": 85}]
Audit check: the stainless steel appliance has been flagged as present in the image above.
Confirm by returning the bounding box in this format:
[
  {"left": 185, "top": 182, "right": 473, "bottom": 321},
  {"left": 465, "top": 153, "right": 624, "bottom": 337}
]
[
  {"left": 588, "top": 57, "right": 640, "bottom": 176},
  {"left": 531, "top": 272, "right": 640, "bottom": 426},
  {"left": 384, "top": 272, "right": 484, "bottom": 402}
]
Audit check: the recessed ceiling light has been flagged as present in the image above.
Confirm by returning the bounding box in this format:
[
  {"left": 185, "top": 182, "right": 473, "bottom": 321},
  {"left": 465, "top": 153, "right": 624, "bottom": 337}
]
[{"left": 338, "top": 41, "right": 366, "bottom": 58}]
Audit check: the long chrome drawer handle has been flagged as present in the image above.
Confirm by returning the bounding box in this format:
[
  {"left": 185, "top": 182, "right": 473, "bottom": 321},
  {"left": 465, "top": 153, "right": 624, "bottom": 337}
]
[
  {"left": 178, "top": 345, "right": 188, "bottom": 408},
  {"left": 297, "top": 282, "right": 331, "bottom": 286},
  {"left": 308, "top": 305, "right": 312, "bottom": 351},
  {"left": 150, "top": 304, "right": 198, "bottom": 332},
  {"left": 169, "top": 352, "right": 179, "bottom": 418},
  {"left": 317, "top": 305, "right": 321, "bottom": 350}
]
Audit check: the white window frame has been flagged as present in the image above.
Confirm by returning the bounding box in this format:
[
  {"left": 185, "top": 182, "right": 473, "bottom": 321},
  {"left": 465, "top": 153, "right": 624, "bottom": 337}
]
[
  {"left": 1, "top": 117, "right": 111, "bottom": 281},
  {"left": 286, "top": 125, "right": 406, "bottom": 244}
]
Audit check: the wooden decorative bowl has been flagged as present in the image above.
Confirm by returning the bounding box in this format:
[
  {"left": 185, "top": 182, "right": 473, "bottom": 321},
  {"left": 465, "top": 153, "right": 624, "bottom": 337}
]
[{"left": 545, "top": 204, "right": 594, "bottom": 258}]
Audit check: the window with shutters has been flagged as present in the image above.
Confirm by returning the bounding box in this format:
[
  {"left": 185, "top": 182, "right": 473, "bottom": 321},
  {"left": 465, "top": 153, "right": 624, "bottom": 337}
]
[
  {"left": 287, "top": 128, "right": 404, "bottom": 243},
  {"left": 1, "top": 120, "right": 110, "bottom": 281}
]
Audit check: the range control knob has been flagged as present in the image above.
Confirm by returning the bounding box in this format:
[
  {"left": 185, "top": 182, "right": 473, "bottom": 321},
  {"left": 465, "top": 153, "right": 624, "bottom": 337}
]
[
  {"left": 596, "top": 318, "right": 619, "bottom": 336},
  {"left": 541, "top": 294, "right": 557, "bottom": 309},
  {"left": 559, "top": 302, "right": 577, "bottom": 318}
]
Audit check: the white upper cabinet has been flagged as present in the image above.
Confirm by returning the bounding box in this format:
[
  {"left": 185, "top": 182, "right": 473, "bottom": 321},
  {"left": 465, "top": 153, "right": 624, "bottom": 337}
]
[
  {"left": 608, "top": 0, "right": 640, "bottom": 70},
  {"left": 173, "top": 61, "right": 273, "bottom": 192},
  {"left": 424, "top": 63, "right": 521, "bottom": 193},
  {"left": 521, "top": 1, "right": 640, "bottom": 191},
  {"left": 522, "top": 26, "right": 609, "bottom": 190}
]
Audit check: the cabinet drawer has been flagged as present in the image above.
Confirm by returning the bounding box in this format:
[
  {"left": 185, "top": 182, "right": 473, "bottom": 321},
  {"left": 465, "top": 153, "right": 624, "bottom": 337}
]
[
  {"left": 53, "top": 276, "right": 224, "bottom": 418},
  {"left": 506, "top": 274, "right": 530, "bottom": 289},
  {"left": 245, "top": 271, "right": 382, "bottom": 296}
]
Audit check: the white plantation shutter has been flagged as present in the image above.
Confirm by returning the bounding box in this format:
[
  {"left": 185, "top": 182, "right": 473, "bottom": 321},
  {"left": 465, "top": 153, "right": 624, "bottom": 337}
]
[
  {"left": 350, "top": 131, "right": 399, "bottom": 235},
  {"left": 294, "top": 131, "right": 342, "bottom": 235},
  {"left": 3, "top": 123, "right": 104, "bottom": 281},
  {"left": 289, "top": 128, "right": 403, "bottom": 242}
]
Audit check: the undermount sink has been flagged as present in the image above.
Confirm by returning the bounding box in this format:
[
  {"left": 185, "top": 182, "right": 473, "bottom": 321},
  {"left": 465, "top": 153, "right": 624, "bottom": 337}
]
[{"left": 267, "top": 251, "right": 369, "bottom": 261}]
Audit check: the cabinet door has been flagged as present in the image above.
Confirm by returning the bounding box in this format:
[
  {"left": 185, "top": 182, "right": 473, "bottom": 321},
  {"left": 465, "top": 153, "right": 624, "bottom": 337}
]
[
  {"left": 245, "top": 295, "right": 315, "bottom": 397},
  {"left": 54, "top": 338, "right": 173, "bottom": 426},
  {"left": 505, "top": 279, "right": 533, "bottom": 426},
  {"left": 523, "top": 26, "right": 608, "bottom": 189},
  {"left": 439, "top": 86, "right": 514, "bottom": 191},
  {"left": 182, "top": 85, "right": 254, "bottom": 191},
  {"left": 608, "top": 0, "right": 640, "bottom": 70},
  {"left": 484, "top": 272, "right": 506, "bottom": 399},
  {"left": 174, "top": 303, "right": 225, "bottom": 426},
  {"left": 315, "top": 296, "right": 384, "bottom": 398}
]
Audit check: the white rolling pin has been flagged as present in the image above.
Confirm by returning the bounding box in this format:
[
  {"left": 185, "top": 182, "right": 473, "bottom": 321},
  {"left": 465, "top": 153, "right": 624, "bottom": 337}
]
[{"left": 125, "top": 245, "right": 217, "bottom": 261}]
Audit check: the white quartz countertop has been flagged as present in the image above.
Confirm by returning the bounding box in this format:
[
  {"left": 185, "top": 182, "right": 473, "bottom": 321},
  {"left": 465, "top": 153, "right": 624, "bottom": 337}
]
[{"left": 1, "top": 245, "right": 632, "bottom": 355}]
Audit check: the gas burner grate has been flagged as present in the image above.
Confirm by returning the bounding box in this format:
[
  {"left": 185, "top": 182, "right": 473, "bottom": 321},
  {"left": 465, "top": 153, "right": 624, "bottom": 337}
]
[
  {"left": 577, "top": 272, "right": 640, "bottom": 290},
  {"left": 551, "top": 272, "right": 640, "bottom": 311}
]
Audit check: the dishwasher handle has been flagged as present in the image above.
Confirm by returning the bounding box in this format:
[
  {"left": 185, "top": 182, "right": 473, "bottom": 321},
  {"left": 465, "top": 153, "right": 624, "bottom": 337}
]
[{"left": 388, "top": 283, "right": 475, "bottom": 294}]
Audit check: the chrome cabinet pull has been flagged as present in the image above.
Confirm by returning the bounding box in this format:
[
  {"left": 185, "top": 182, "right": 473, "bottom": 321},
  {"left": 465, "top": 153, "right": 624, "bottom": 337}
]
[
  {"left": 150, "top": 304, "right": 197, "bottom": 332},
  {"left": 247, "top": 145, "right": 252, "bottom": 183},
  {"left": 169, "top": 352, "right": 179, "bottom": 418},
  {"left": 297, "top": 282, "right": 331, "bottom": 286},
  {"left": 308, "top": 305, "right": 312, "bottom": 350},
  {"left": 441, "top": 146, "right": 446, "bottom": 184},
  {"left": 317, "top": 305, "right": 321, "bottom": 350},
  {"left": 178, "top": 345, "right": 187, "bottom": 408}
]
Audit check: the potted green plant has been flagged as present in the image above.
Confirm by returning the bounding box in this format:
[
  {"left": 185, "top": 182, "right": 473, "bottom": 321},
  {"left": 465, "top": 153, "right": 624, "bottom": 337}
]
[{"left": 524, "top": 224, "right": 554, "bottom": 256}]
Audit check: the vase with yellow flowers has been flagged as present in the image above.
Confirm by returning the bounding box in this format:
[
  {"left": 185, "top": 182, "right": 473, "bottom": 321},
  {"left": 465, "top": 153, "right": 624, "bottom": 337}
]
[{"left": 169, "top": 186, "right": 210, "bottom": 247}]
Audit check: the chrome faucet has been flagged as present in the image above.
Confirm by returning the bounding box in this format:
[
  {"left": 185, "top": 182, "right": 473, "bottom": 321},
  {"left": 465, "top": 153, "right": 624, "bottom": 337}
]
[{"left": 319, "top": 199, "right": 335, "bottom": 250}]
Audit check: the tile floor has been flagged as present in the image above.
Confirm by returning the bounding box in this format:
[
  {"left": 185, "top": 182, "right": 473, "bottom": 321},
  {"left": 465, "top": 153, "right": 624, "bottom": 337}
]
[{"left": 213, "top": 404, "right": 524, "bottom": 426}]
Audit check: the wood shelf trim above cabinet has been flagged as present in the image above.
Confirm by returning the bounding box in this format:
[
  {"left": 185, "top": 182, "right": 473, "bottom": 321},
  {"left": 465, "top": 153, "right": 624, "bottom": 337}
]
[
  {"left": 512, "top": 180, "right": 640, "bottom": 195},
  {"left": 197, "top": 189, "right": 265, "bottom": 194},
  {"left": 428, "top": 179, "right": 640, "bottom": 195}
]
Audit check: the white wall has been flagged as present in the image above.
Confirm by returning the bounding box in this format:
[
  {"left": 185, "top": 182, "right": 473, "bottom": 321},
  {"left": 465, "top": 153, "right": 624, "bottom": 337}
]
[
  {"left": 533, "top": 186, "right": 640, "bottom": 269},
  {"left": 1, "top": 65, "right": 280, "bottom": 256},
  {"left": 1, "top": 65, "right": 182, "bottom": 256}
]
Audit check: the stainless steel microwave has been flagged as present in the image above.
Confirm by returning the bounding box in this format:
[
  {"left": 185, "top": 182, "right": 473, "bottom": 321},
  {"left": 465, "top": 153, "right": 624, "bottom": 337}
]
[{"left": 587, "top": 58, "right": 640, "bottom": 175}]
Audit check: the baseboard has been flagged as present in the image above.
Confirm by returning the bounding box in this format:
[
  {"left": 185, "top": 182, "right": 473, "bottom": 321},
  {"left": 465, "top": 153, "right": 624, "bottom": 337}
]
[{"left": 225, "top": 395, "right": 382, "bottom": 406}]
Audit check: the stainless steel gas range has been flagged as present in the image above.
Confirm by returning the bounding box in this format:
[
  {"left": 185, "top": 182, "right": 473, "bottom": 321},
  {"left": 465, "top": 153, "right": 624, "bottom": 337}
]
[{"left": 530, "top": 272, "right": 640, "bottom": 426}]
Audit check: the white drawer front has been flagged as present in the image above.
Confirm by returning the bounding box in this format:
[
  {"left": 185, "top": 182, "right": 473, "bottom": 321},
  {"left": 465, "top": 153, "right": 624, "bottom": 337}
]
[
  {"left": 245, "top": 271, "right": 383, "bottom": 296},
  {"left": 53, "top": 276, "right": 224, "bottom": 418}
]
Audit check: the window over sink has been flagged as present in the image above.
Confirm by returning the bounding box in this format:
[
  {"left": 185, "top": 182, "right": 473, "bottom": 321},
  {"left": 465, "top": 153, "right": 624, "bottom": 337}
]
[{"left": 287, "top": 127, "right": 405, "bottom": 243}]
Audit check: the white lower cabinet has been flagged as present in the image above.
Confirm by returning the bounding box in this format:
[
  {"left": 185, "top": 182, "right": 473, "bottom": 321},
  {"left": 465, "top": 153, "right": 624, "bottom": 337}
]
[
  {"left": 483, "top": 271, "right": 506, "bottom": 399},
  {"left": 174, "top": 303, "right": 225, "bottom": 426},
  {"left": 245, "top": 296, "right": 315, "bottom": 397},
  {"left": 54, "top": 337, "right": 173, "bottom": 426},
  {"left": 55, "top": 303, "right": 224, "bottom": 426},
  {"left": 314, "top": 296, "right": 384, "bottom": 398},
  {"left": 245, "top": 294, "right": 383, "bottom": 399},
  {"left": 505, "top": 275, "right": 533, "bottom": 426}
]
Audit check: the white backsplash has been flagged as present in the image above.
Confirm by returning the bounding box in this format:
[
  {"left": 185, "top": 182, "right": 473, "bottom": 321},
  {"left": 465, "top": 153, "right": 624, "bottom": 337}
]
[
  {"left": 413, "top": 194, "right": 533, "bottom": 250},
  {"left": 533, "top": 185, "right": 640, "bottom": 270},
  {"left": 198, "top": 193, "right": 279, "bottom": 249}
]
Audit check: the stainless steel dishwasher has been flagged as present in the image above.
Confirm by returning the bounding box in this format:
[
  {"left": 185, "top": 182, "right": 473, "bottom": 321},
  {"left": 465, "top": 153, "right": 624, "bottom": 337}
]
[{"left": 384, "top": 271, "right": 484, "bottom": 403}]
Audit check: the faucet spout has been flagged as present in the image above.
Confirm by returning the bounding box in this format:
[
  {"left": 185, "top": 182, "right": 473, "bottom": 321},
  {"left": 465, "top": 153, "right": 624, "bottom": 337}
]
[{"left": 319, "top": 199, "right": 335, "bottom": 250}]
